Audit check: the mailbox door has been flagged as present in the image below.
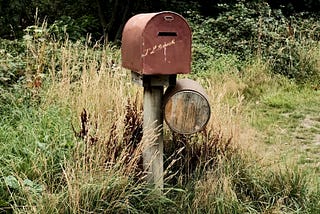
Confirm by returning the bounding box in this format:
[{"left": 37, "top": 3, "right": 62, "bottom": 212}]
[{"left": 142, "top": 12, "right": 191, "bottom": 75}]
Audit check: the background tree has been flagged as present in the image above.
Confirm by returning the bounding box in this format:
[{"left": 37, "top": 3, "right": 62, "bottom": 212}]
[{"left": 0, "top": 0, "right": 319, "bottom": 41}]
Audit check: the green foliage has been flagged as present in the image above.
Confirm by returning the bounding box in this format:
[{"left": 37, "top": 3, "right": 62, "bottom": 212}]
[
  {"left": 0, "top": 0, "right": 100, "bottom": 40},
  {"left": 249, "top": 83, "right": 320, "bottom": 166},
  {"left": 187, "top": 153, "right": 320, "bottom": 213},
  {"left": 33, "top": 173, "right": 179, "bottom": 213},
  {"left": 0, "top": 39, "right": 26, "bottom": 87},
  {"left": 1, "top": 0, "right": 319, "bottom": 83},
  {"left": 188, "top": 2, "right": 320, "bottom": 83},
  {"left": 233, "top": 165, "right": 309, "bottom": 212},
  {"left": 0, "top": 87, "right": 74, "bottom": 209},
  {"left": 48, "top": 15, "right": 101, "bottom": 41},
  {"left": 0, "top": 25, "right": 319, "bottom": 212}
]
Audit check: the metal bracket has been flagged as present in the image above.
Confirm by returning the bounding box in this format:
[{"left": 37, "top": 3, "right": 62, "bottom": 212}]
[{"left": 131, "top": 71, "right": 176, "bottom": 87}]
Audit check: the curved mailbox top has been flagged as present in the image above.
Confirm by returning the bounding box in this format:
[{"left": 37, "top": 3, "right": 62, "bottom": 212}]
[{"left": 121, "top": 11, "right": 191, "bottom": 75}]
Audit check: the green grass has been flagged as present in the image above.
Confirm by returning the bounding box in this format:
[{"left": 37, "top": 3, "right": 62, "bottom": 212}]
[
  {"left": 247, "top": 81, "right": 320, "bottom": 171},
  {"left": 0, "top": 35, "right": 319, "bottom": 213},
  {"left": 0, "top": 87, "right": 74, "bottom": 209}
]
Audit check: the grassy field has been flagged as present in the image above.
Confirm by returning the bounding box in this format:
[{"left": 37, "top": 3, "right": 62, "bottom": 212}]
[
  {"left": 0, "top": 32, "right": 319, "bottom": 213},
  {"left": 248, "top": 83, "right": 320, "bottom": 169}
]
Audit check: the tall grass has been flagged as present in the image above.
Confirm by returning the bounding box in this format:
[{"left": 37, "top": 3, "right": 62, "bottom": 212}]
[{"left": 1, "top": 23, "right": 319, "bottom": 213}]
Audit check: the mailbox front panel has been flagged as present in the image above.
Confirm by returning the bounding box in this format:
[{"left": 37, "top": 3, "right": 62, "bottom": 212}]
[
  {"left": 121, "top": 12, "right": 191, "bottom": 75},
  {"left": 142, "top": 12, "right": 191, "bottom": 75}
]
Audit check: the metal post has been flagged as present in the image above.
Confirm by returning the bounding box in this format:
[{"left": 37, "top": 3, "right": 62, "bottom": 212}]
[{"left": 143, "top": 84, "right": 164, "bottom": 189}]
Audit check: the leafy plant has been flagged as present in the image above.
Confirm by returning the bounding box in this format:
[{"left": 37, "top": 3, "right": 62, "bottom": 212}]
[{"left": 188, "top": 2, "right": 320, "bottom": 83}]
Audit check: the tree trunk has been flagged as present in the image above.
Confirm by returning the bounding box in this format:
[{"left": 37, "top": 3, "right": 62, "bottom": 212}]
[
  {"left": 114, "top": 0, "right": 131, "bottom": 41},
  {"left": 95, "top": 0, "right": 108, "bottom": 41}
]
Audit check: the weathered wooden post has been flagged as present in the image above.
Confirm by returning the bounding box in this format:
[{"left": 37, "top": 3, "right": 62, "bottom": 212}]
[{"left": 143, "top": 84, "right": 164, "bottom": 187}]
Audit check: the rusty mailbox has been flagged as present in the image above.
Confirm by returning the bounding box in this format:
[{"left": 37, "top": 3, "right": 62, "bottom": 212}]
[
  {"left": 121, "top": 12, "right": 198, "bottom": 189},
  {"left": 121, "top": 11, "right": 191, "bottom": 75}
]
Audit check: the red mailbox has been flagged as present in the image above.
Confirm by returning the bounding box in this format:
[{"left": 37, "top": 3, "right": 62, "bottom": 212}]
[{"left": 121, "top": 11, "right": 191, "bottom": 75}]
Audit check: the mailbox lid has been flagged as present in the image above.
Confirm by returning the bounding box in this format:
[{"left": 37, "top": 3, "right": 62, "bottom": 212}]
[{"left": 121, "top": 11, "right": 191, "bottom": 75}]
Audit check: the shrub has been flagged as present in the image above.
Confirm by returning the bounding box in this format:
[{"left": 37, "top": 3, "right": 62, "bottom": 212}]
[
  {"left": 0, "top": 39, "right": 27, "bottom": 87},
  {"left": 187, "top": 2, "right": 320, "bottom": 83}
]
